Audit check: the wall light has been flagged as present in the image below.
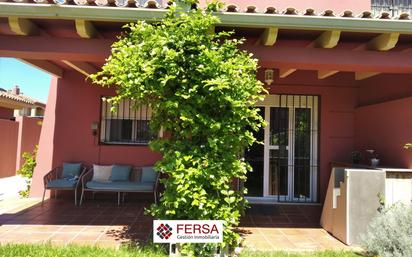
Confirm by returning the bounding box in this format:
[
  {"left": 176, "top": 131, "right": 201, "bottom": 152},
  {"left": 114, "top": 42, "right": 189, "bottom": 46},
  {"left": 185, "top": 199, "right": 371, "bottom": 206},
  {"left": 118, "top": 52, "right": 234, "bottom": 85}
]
[
  {"left": 91, "top": 122, "right": 99, "bottom": 136},
  {"left": 264, "top": 69, "right": 274, "bottom": 85}
]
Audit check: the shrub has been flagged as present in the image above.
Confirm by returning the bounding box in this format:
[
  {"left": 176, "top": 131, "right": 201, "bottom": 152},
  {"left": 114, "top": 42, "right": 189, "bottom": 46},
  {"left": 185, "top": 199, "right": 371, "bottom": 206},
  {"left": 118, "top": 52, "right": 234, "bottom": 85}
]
[
  {"left": 90, "top": 0, "right": 266, "bottom": 255},
  {"left": 16, "top": 145, "right": 37, "bottom": 198},
  {"left": 361, "top": 203, "right": 412, "bottom": 257}
]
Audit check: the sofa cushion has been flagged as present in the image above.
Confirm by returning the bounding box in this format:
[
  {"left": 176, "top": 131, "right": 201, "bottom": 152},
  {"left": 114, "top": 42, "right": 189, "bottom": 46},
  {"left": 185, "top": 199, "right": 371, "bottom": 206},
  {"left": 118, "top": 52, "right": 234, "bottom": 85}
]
[
  {"left": 109, "top": 165, "right": 132, "bottom": 182},
  {"left": 86, "top": 181, "right": 154, "bottom": 192},
  {"left": 47, "top": 179, "right": 77, "bottom": 189},
  {"left": 92, "top": 164, "right": 113, "bottom": 182},
  {"left": 62, "top": 163, "right": 82, "bottom": 178},
  {"left": 141, "top": 166, "right": 157, "bottom": 183}
]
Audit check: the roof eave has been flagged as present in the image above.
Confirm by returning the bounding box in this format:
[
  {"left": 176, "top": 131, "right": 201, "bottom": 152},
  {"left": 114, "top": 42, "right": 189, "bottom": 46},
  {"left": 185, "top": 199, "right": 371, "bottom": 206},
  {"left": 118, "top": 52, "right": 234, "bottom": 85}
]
[{"left": 1, "top": 3, "right": 412, "bottom": 34}]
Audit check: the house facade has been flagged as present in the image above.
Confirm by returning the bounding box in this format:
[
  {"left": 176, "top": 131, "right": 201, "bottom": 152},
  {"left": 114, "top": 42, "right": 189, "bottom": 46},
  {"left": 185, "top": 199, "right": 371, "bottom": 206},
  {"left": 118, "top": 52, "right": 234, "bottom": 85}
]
[{"left": 0, "top": 0, "right": 411, "bottom": 205}]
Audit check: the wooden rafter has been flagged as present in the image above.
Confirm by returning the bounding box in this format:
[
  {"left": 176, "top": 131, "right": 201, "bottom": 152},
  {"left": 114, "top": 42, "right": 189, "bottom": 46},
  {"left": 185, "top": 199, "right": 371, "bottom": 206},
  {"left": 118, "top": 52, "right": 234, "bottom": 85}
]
[
  {"left": 318, "top": 70, "right": 339, "bottom": 79},
  {"left": 313, "top": 30, "right": 341, "bottom": 48},
  {"left": 62, "top": 60, "right": 98, "bottom": 76},
  {"left": 355, "top": 72, "right": 380, "bottom": 80},
  {"left": 8, "top": 17, "right": 39, "bottom": 36},
  {"left": 75, "top": 19, "right": 100, "bottom": 39},
  {"left": 367, "top": 32, "right": 400, "bottom": 51},
  {"left": 20, "top": 59, "right": 63, "bottom": 78},
  {"left": 279, "top": 68, "right": 297, "bottom": 78},
  {"left": 351, "top": 33, "right": 400, "bottom": 79},
  {"left": 258, "top": 27, "right": 278, "bottom": 46}
]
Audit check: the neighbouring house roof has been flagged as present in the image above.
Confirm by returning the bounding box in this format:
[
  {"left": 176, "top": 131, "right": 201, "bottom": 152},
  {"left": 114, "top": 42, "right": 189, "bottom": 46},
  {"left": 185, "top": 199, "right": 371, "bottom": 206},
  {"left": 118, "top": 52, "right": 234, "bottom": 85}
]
[
  {"left": 1, "top": 2, "right": 412, "bottom": 34},
  {"left": 0, "top": 88, "right": 45, "bottom": 109}
]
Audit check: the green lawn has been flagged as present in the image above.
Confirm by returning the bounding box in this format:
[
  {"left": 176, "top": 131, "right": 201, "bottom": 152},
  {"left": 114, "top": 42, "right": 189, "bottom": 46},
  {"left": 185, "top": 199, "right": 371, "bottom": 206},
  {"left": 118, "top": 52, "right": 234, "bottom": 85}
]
[
  {"left": 0, "top": 244, "right": 167, "bottom": 257},
  {"left": 0, "top": 244, "right": 363, "bottom": 257},
  {"left": 239, "top": 250, "right": 363, "bottom": 257}
]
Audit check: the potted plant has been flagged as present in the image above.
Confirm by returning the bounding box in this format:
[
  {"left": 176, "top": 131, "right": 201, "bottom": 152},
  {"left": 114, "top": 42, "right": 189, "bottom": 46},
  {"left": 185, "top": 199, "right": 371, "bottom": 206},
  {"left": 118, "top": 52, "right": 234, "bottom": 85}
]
[
  {"left": 366, "top": 149, "right": 380, "bottom": 167},
  {"left": 351, "top": 151, "right": 362, "bottom": 165}
]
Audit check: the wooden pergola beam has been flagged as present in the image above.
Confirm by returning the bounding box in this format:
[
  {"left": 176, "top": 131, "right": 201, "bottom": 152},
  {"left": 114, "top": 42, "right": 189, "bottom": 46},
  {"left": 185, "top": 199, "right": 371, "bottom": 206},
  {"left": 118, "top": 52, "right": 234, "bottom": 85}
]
[
  {"left": 1, "top": 35, "right": 412, "bottom": 74},
  {"left": 279, "top": 68, "right": 297, "bottom": 78},
  {"left": 355, "top": 72, "right": 380, "bottom": 80},
  {"left": 75, "top": 19, "right": 100, "bottom": 39},
  {"left": 0, "top": 35, "right": 112, "bottom": 62},
  {"left": 367, "top": 32, "right": 400, "bottom": 51},
  {"left": 318, "top": 70, "right": 339, "bottom": 79},
  {"left": 242, "top": 44, "right": 412, "bottom": 74},
  {"left": 313, "top": 30, "right": 341, "bottom": 48},
  {"left": 8, "top": 17, "right": 39, "bottom": 36},
  {"left": 258, "top": 27, "right": 278, "bottom": 46},
  {"left": 20, "top": 59, "right": 63, "bottom": 78},
  {"left": 62, "top": 60, "right": 98, "bottom": 76}
]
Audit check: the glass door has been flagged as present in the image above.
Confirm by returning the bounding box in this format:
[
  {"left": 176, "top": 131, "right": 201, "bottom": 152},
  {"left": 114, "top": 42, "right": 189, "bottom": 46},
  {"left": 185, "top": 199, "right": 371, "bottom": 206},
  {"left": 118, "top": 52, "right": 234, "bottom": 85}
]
[
  {"left": 263, "top": 95, "right": 319, "bottom": 202},
  {"left": 267, "top": 107, "right": 290, "bottom": 200}
]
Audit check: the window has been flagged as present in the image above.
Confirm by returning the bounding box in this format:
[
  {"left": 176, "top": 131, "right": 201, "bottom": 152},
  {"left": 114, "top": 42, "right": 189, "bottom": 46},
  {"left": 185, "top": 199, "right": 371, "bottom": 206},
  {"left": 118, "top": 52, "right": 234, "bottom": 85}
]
[{"left": 100, "top": 98, "right": 154, "bottom": 145}]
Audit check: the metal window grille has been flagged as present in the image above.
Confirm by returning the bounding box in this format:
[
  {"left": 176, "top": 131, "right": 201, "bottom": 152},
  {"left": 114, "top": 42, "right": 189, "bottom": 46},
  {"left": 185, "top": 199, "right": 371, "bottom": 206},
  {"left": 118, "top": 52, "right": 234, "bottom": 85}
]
[
  {"left": 244, "top": 94, "right": 320, "bottom": 203},
  {"left": 100, "top": 98, "right": 154, "bottom": 145},
  {"left": 268, "top": 95, "right": 319, "bottom": 203},
  {"left": 371, "top": 0, "right": 412, "bottom": 16}
]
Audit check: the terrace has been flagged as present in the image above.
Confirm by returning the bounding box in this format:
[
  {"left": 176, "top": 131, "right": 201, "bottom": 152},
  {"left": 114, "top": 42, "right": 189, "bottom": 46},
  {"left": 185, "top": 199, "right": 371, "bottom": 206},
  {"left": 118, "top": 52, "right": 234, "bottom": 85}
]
[{"left": 0, "top": 198, "right": 347, "bottom": 251}]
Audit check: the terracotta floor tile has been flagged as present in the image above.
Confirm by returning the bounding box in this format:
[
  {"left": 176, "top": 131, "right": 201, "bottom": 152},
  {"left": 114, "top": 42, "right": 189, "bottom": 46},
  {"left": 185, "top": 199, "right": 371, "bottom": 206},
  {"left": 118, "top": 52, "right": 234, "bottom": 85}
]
[
  {"left": 82, "top": 225, "right": 108, "bottom": 233},
  {"left": 72, "top": 233, "right": 101, "bottom": 241},
  {"left": 278, "top": 228, "right": 304, "bottom": 235},
  {"left": 58, "top": 225, "right": 86, "bottom": 233},
  {"left": 48, "top": 232, "right": 78, "bottom": 241}
]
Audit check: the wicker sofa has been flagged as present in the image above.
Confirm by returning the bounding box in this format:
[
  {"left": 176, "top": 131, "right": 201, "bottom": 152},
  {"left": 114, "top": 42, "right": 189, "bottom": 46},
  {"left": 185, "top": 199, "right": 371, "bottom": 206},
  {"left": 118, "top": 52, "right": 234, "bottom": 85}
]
[{"left": 79, "top": 165, "right": 159, "bottom": 205}]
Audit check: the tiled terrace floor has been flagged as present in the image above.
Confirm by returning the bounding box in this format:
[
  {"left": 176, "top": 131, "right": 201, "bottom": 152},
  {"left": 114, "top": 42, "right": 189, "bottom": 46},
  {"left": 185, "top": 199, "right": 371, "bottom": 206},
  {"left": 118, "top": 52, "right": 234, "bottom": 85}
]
[
  {"left": 240, "top": 204, "right": 348, "bottom": 251},
  {"left": 0, "top": 198, "right": 348, "bottom": 251}
]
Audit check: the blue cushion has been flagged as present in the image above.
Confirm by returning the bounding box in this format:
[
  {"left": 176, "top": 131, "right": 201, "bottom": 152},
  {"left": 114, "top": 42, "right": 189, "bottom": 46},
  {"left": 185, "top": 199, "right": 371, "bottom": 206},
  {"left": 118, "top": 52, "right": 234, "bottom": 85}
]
[
  {"left": 62, "top": 163, "right": 82, "bottom": 178},
  {"left": 141, "top": 166, "right": 157, "bottom": 183},
  {"left": 47, "top": 179, "right": 77, "bottom": 189},
  {"left": 86, "top": 181, "right": 154, "bottom": 191},
  {"left": 109, "top": 165, "right": 131, "bottom": 182}
]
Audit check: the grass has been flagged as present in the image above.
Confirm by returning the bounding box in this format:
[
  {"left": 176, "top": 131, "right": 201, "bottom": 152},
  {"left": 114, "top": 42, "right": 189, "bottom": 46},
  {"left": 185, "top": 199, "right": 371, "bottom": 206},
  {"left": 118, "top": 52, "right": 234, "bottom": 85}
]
[
  {"left": 0, "top": 244, "right": 363, "bottom": 257},
  {"left": 0, "top": 243, "right": 167, "bottom": 257},
  {"left": 239, "top": 249, "right": 363, "bottom": 257}
]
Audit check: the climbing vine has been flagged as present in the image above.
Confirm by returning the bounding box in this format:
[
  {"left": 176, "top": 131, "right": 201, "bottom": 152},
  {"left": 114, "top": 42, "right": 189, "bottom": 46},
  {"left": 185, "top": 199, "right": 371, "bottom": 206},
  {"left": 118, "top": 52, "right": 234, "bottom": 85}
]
[{"left": 91, "top": 1, "right": 266, "bottom": 255}]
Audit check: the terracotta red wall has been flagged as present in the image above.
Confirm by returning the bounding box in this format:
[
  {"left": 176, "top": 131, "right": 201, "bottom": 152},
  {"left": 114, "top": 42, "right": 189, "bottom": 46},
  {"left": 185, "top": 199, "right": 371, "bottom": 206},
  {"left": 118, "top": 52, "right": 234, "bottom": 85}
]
[
  {"left": 0, "top": 107, "right": 13, "bottom": 120},
  {"left": 0, "top": 119, "right": 18, "bottom": 178},
  {"left": 355, "top": 97, "right": 412, "bottom": 168},
  {"left": 15, "top": 116, "right": 42, "bottom": 171},
  {"left": 357, "top": 74, "right": 412, "bottom": 107},
  {"left": 31, "top": 71, "right": 161, "bottom": 197},
  {"left": 31, "top": 69, "right": 357, "bottom": 202},
  {"left": 261, "top": 70, "right": 357, "bottom": 202}
]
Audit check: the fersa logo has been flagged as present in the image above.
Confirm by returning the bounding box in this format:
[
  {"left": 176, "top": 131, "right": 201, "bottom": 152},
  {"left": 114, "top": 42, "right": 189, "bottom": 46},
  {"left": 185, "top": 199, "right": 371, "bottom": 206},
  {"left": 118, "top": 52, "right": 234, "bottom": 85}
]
[
  {"left": 156, "top": 223, "right": 173, "bottom": 240},
  {"left": 176, "top": 224, "right": 219, "bottom": 234},
  {"left": 153, "top": 220, "right": 223, "bottom": 243}
]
